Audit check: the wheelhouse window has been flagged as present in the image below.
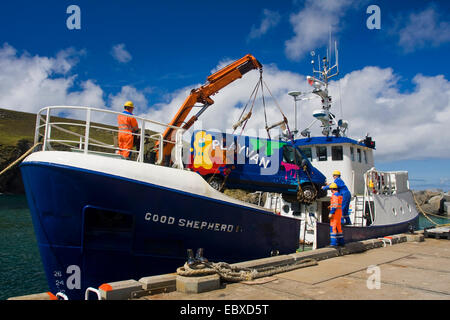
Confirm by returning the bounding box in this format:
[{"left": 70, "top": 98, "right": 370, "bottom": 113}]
[
  {"left": 300, "top": 147, "right": 312, "bottom": 161},
  {"left": 331, "top": 146, "right": 343, "bottom": 161},
  {"left": 363, "top": 150, "right": 368, "bottom": 164},
  {"left": 282, "top": 145, "right": 303, "bottom": 165},
  {"left": 350, "top": 147, "right": 355, "bottom": 161},
  {"left": 316, "top": 146, "right": 327, "bottom": 161},
  {"left": 357, "top": 148, "right": 362, "bottom": 163}
]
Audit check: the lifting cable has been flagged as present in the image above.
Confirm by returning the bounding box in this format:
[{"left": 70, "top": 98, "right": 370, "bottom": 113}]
[
  {"left": 260, "top": 79, "right": 319, "bottom": 203},
  {"left": 262, "top": 80, "right": 290, "bottom": 136},
  {"left": 207, "top": 75, "right": 262, "bottom": 189},
  {"left": 207, "top": 71, "right": 316, "bottom": 205},
  {"left": 233, "top": 72, "right": 263, "bottom": 133},
  {"left": 260, "top": 74, "right": 269, "bottom": 139}
]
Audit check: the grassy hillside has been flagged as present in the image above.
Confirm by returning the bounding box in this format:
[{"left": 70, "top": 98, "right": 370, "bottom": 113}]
[
  {"left": 0, "top": 109, "right": 38, "bottom": 193},
  {"left": 0, "top": 108, "right": 122, "bottom": 149},
  {"left": 0, "top": 109, "right": 36, "bottom": 147},
  {"left": 0, "top": 108, "right": 157, "bottom": 193},
  {"left": 0, "top": 107, "right": 158, "bottom": 150}
]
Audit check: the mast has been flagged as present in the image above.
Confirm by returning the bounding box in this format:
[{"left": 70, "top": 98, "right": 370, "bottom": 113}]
[{"left": 304, "top": 40, "right": 348, "bottom": 138}]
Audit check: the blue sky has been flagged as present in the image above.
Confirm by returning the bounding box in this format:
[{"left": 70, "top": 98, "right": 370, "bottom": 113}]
[{"left": 0, "top": 0, "right": 449, "bottom": 190}]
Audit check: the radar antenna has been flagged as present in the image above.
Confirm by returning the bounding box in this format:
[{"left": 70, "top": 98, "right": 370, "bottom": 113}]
[{"left": 306, "top": 39, "right": 347, "bottom": 137}]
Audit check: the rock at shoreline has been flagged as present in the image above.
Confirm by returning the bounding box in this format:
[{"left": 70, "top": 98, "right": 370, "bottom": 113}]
[
  {"left": 428, "top": 195, "right": 444, "bottom": 213},
  {"left": 413, "top": 190, "right": 449, "bottom": 215}
]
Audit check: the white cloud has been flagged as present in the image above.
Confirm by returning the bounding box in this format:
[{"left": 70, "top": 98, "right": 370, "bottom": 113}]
[
  {"left": 108, "top": 85, "right": 149, "bottom": 112},
  {"left": 111, "top": 43, "right": 132, "bottom": 63},
  {"left": 285, "top": 0, "right": 356, "bottom": 60},
  {"left": 144, "top": 59, "right": 450, "bottom": 162},
  {"left": 248, "top": 9, "right": 281, "bottom": 40},
  {"left": 0, "top": 43, "right": 104, "bottom": 113},
  {"left": 66, "top": 80, "right": 105, "bottom": 107},
  {"left": 396, "top": 7, "right": 450, "bottom": 52},
  {"left": 326, "top": 68, "right": 450, "bottom": 161},
  {"left": 1, "top": 43, "right": 448, "bottom": 164}
]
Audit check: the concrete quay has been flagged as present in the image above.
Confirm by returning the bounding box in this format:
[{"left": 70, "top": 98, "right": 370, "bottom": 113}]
[
  {"left": 8, "top": 231, "right": 450, "bottom": 300},
  {"left": 137, "top": 233, "right": 450, "bottom": 300}
]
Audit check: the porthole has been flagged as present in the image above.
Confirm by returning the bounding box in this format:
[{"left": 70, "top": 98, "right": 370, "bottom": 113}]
[
  {"left": 400, "top": 206, "right": 404, "bottom": 215},
  {"left": 392, "top": 208, "right": 397, "bottom": 216},
  {"left": 407, "top": 203, "right": 411, "bottom": 213}
]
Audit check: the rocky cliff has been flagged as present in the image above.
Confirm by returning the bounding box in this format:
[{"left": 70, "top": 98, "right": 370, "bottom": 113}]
[{"left": 0, "top": 139, "right": 34, "bottom": 194}]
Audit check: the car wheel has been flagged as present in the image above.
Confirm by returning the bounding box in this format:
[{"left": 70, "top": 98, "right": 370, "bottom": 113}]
[{"left": 300, "top": 184, "right": 317, "bottom": 203}]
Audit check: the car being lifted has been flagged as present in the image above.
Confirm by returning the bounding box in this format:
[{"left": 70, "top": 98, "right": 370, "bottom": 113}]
[{"left": 187, "top": 130, "right": 327, "bottom": 204}]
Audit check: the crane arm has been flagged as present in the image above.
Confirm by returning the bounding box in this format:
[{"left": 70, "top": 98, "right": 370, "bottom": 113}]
[{"left": 160, "top": 54, "right": 262, "bottom": 159}]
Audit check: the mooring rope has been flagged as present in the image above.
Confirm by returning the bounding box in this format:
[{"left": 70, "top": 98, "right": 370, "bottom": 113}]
[
  {"left": 176, "top": 258, "right": 318, "bottom": 282},
  {"left": 0, "top": 142, "right": 42, "bottom": 177}
]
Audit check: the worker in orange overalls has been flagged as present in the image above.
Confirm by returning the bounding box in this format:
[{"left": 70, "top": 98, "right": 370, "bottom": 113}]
[
  {"left": 117, "top": 101, "right": 139, "bottom": 159},
  {"left": 329, "top": 183, "right": 345, "bottom": 246}
]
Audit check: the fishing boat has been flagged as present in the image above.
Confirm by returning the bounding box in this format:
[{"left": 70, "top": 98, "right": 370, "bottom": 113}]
[
  {"left": 19, "top": 49, "right": 418, "bottom": 300},
  {"left": 264, "top": 43, "right": 419, "bottom": 248},
  {"left": 19, "top": 106, "right": 302, "bottom": 299},
  {"left": 18, "top": 55, "right": 305, "bottom": 299}
]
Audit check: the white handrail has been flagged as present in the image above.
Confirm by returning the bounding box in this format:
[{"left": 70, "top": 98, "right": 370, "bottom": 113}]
[
  {"left": 56, "top": 292, "right": 69, "bottom": 300},
  {"left": 172, "top": 129, "right": 185, "bottom": 169},
  {"left": 43, "top": 108, "right": 50, "bottom": 150},
  {"left": 84, "top": 108, "right": 91, "bottom": 154},
  {"left": 362, "top": 168, "right": 412, "bottom": 225},
  {"left": 138, "top": 118, "right": 146, "bottom": 163},
  {"left": 150, "top": 133, "right": 163, "bottom": 165},
  {"left": 35, "top": 106, "right": 184, "bottom": 167},
  {"left": 36, "top": 105, "right": 181, "bottom": 130},
  {"left": 85, "top": 287, "right": 101, "bottom": 300}
]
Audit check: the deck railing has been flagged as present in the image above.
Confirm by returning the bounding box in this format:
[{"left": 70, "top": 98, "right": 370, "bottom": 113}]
[
  {"left": 357, "top": 168, "right": 410, "bottom": 225},
  {"left": 35, "top": 106, "right": 185, "bottom": 166}
]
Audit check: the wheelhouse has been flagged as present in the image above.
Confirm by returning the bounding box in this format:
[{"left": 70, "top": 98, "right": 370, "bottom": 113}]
[{"left": 294, "top": 136, "right": 375, "bottom": 195}]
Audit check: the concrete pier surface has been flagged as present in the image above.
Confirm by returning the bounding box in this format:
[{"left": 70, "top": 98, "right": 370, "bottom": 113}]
[
  {"left": 138, "top": 238, "right": 450, "bottom": 300},
  {"left": 8, "top": 232, "right": 450, "bottom": 301}
]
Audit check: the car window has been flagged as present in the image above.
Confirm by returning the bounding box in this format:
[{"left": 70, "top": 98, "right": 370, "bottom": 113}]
[
  {"left": 300, "top": 147, "right": 312, "bottom": 161},
  {"left": 283, "top": 145, "right": 303, "bottom": 165}
]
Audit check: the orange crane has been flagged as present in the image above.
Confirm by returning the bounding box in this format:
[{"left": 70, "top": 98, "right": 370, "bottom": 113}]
[{"left": 159, "top": 54, "right": 262, "bottom": 161}]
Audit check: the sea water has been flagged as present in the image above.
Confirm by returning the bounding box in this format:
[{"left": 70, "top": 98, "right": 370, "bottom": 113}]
[
  {"left": 0, "top": 194, "right": 448, "bottom": 300},
  {"left": 0, "top": 194, "right": 48, "bottom": 300}
]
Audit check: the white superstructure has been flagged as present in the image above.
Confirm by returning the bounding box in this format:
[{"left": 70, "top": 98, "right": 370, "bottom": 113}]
[{"left": 264, "top": 41, "right": 417, "bottom": 247}]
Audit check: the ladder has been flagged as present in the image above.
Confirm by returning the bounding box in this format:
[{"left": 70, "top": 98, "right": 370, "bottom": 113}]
[{"left": 353, "top": 195, "right": 365, "bottom": 226}]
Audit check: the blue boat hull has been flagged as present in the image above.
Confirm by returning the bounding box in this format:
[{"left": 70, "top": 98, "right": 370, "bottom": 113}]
[
  {"left": 315, "top": 216, "right": 419, "bottom": 249},
  {"left": 20, "top": 161, "right": 300, "bottom": 299}
]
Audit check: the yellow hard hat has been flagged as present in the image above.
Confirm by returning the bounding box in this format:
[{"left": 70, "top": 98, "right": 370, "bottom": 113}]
[
  {"left": 124, "top": 101, "right": 135, "bottom": 108},
  {"left": 329, "top": 183, "right": 338, "bottom": 189},
  {"left": 332, "top": 170, "right": 341, "bottom": 176}
]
